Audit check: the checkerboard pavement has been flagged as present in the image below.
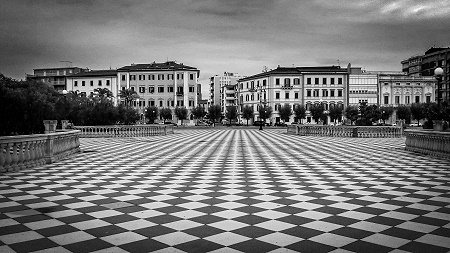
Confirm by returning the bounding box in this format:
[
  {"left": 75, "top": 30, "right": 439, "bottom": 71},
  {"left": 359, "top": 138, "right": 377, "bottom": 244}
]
[{"left": 1, "top": 129, "right": 450, "bottom": 253}]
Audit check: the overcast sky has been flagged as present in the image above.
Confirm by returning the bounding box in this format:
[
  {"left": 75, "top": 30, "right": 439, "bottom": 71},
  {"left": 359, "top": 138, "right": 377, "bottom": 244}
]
[{"left": 1, "top": 0, "right": 450, "bottom": 96}]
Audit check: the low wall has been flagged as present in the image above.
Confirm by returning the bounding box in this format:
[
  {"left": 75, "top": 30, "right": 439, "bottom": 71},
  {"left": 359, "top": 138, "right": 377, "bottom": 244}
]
[
  {"left": 405, "top": 129, "right": 450, "bottom": 159},
  {"left": 0, "top": 130, "right": 81, "bottom": 173},
  {"left": 72, "top": 125, "right": 174, "bottom": 138},
  {"left": 287, "top": 125, "right": 403, "bottom": 138}
]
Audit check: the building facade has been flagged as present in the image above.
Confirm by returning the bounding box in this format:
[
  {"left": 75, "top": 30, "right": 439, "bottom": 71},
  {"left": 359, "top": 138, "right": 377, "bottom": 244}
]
[
  {"left": 348, "top": 67, "right": 379, "bottom": 106},
  {"left": 379, "top": 74, "right": 436, "bottom": 106},
  {"left": 208, "top": 72, "right": 243, "bottom": 114},
  {"left": 66, "top": 70, "right": 119, "bottom": 103},
  {"left": 26, "top": 67, "right": 87, "bottom": 92},
  {"left": 117, "top": 61, "right": 200, "bottom": 118},
  {"left": 238, "top": 66, "right": 348, "bottom": 124}
]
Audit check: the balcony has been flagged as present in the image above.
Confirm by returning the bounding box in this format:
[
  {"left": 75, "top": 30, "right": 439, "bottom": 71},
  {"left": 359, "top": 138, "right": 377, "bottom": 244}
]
[
  {"left": 176, "top": 92, "right": 184, "bottom": 96},
  {"left": 281, "top": 85, "right": 293, "bottom": 90}
]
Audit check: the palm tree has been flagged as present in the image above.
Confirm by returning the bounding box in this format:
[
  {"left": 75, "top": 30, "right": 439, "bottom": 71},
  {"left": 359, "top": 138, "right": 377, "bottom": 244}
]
[{"left": 119, "top": 88, "right": 139, "bottom": 108}]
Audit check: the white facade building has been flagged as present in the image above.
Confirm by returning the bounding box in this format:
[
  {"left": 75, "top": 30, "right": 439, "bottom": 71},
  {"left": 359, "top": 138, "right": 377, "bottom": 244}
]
[{"left": 66, "top": 70, "right": 119, "bottom": 103}]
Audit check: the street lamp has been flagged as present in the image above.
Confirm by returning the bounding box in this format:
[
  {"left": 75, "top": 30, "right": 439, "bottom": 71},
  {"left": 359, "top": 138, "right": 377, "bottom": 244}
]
[{"left": 435, "top": 67, "right": 444, "bottom": 106}]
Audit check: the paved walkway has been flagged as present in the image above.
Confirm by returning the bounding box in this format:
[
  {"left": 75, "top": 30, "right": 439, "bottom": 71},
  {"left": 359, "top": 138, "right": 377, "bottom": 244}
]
[{"left": 1, "top": 129, "right": 450, "bottom": 253}]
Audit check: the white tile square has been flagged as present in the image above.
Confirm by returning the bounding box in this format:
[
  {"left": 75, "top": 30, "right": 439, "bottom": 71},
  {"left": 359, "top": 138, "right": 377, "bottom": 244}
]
[
  {"left": 338, "top": 211, "right": 375, "bottom": 220},
  {"left": 205, "top": 232, "right": 250, "bottom": 246},
  {"left": 349, "top": 221, "right": 390, "bottom": 233},
  {"left": 0, "top": 231, "right": 43, "bottom": 244},
  {"left": 50, "top": 231, "right": 95, "bottom": 245},
  {"left": 209, "top": 220, "right": 249, "bottom": 231},
  {"left": 396, "top": 221, "right": 439, "bottom": 233},
  {"left": 171, "top": 210, "right": 206, "bottom": 219},
  {"left": 88, "top": 210, "right": 123, "bottom": 219},
  {"left": 162, "top": 220, "right": 202, "bottom": 231},
  {"left": 214, "top": 202, "right": 247, "bottom": 210},
  {"left": 255, "top": 220, "right": 296, "bottom": 232},
  {"left": 101, "top": 231, "right": 147, "bottom": 246},
  {"left": 363, "top": 234, "right": 410, "bottom": 248},
  {"left": 295, "top": 210, "right": 331, "bottom": 220},
  {"left": 176, "top": 202, "right": 209, "bottom": 210},
  {"left": 309, "top": 233, "right": 357, "bottom": 247},
  {"left": 116, "top": 219, "right": 156, "bottom": 230},
  {"left": 301, "top": 221, "right": 342, "bottom": 232},
  {"left": 129, "top": 210, "right": 165, "bottom": 219},
  {"left": 254, "top": 210, "right": 290, "bottom": 219},
  {"left": 153, "top": 232, "right": 198, "bottom": 246},
  {"left": 25, "top": 219, "right": 65, "bottom": 230},
  {"left": 416, "top": 234, "right": 450, "bottom": 248},
  {"left": 257, "top": 232, "right": 303, "bottom": 246},
  {"left": 212, "top": 210, "right": 247, "bottom": 219},
  {"left": 71, "top": 219, "right": 111, "bottom": 230},
  {"left": 253, "top": 202, "right": 284, "bottom": 210}
]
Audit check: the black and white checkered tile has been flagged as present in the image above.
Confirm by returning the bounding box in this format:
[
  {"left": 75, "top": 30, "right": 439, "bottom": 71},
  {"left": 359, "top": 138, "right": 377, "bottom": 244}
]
[{"left": 1, "top": 129, "right": 449, "bottom": 253}]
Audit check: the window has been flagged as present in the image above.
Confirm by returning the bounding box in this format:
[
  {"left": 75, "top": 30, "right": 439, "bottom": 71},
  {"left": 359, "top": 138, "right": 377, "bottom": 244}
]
[
  {"left": 177, "top": 73, "right": 183, "bottom": 80},
  {"left": 275, "top": 78, "right": 280, "bottom": 85},
  {"left": 276, "top": 92, "right": 280, "bottom": 99},
  {"left": 98, "top": 80, "right": 102, "bottom": 86},
  {"left": 149, "top": 75, "right": 155, "bottom": 80},
  {"left": 90, "top": 81, "right": 94, "bottom": 86},
  {"left": 122, "top": 75, "right": 126, "bottom": 81},
  {"left": 82, "top": 81, "right": 85, "bottom": 86},
  {"left": 338, "top": 78, "right": 342, "bottom": 84},
  {"left": 322, "top": 78, "right": 327, "bottom": 84},
  {"left": 405, "top": 96, "right": 410, "bottom": 104},
  {"left": 406, "top": 82, "right": 410, "bottom": 85},
  {"left": 315, "top": 78, "right": 319, "bottom": 84},
  {"left": 190, "top": 74, "right": 194, "bottom": 80},
  {"left": 171, "top": 100, "right": 174, "bottom": 107},
  {"left": 159, "top": 101, "right": 163, "bottom": 107},
  {"left": 158, "top": 74, "right": 164, "bottom": 80},
  {"left": 285, "top": 92, "right": 290, "bottom": 99},
  {"left": 168, "top": 86, "right": 174, "bottom": 92},
  {"left": 306, "top": 103, "right": 311, "bottom": 110},
  {"left": 130, "top": 75, "right": 136, "bottom": 81},
  {"left": 337, "top": 90, "right": 342, "bottom": 97},
  {"left": 138, "top": 75, "right": 142, "bottom": 81},
  {"left": 150, "top": 100, "right": 155, "bottom": 106},
  {"left": 189, "top": 100, "right": 194, "bottom": 107},
  {"left": 322, "top": 89, "right": 328, "bottom": 97},
  {"left": 396, "top": 82, "right": 400, "bottom": 85},
  {"left": 139, "top": 87, "right": 145, "bottom": 93},
  {"left": 149, "top": 86, "right": 155, "bottom": 93},
  {"left": 251, "top": 81, "right": 254, "bottom": 89},
  {"left": 168, "top": 74, "right": 174, "bottom": 80},
  {"left": 294, "top": 78, "right": 300, "bottom": 85},
  {"left": 158, "top": 86, "right": 164, "bottom": 93},
  {"left": 415, "top": 96, "right": 420, "bottom": 103},
  {"left": 131, "top": 86, "right": 135, "bottom": 91},
  {"left": 395, "top": 96, "right": 400, "bottom": 104},
  {"left": 307, "top": 78, "right": 311, "bottom": 85},
  {"left": 330, "top": 89, "right": 335, "bottom": 97},
  {"left": 295, "top": 92, "right": 299, "bottom": 99},
  {"left": 263, "top": 80, "right": 267, "bottom": 86},
  {"left": 313, "top": 89, "right": 319, "bottom": 97},
  {"left": 330, "top": 78, "right": 335, "bottom": 85},
  {"left": 306, "top": 90, "right": 311, "bottom": 97},
  {"left": 106, "top": 80, "right": 110, "bottom": 86},
  {"left": 189, "top": 86, "right": 195, "bottom": 92},
  {"left": 74, "top": 81, "right": 78, "bottom": 86},
  {"left": 284, "top": 78, "right": 290, "bottom": 86},
  {"left": 426, "top": 96, "right": 431, "bottom": 103},
  {"left": 384, "top": 96, "right": 389, "bottom": 104}
]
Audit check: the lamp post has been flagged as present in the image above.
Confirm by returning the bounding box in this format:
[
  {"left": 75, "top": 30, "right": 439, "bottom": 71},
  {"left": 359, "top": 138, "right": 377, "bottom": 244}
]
[{"left": 435, "top": 67, "right": 444, "bottom": 106}]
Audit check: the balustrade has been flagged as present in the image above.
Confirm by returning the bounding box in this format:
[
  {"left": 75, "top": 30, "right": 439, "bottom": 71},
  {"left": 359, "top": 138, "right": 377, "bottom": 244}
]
[
  {"left": 0, "top": 130, "right": 81, "bottom": 173},
  {"left": 405, "top": 130, "right": 450, "bottom": 159},
  {"left": 73, "top": 125, "right": 173, "bottom": 138},
  {"left": 288, "top": 125, "right": 402, "bottom": 138}
]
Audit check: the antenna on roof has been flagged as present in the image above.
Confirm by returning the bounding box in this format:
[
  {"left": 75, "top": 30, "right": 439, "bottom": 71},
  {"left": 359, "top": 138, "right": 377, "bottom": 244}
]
[
  {"left": 337, "top": 59, "right": 340, "bottom": 67},
  {"left": 59, "top": 61, "right": 72, "bottom": 67}
]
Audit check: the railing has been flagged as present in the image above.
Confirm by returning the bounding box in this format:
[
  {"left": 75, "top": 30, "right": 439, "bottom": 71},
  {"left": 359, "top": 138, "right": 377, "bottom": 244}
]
[
  {"left": 0, "top": 130, "right": 81, "bottom": 173},
  {"left": 405, "top": 130, "right": 450, "bottom": 159},
  {"left": 287, "top": 125, "right": 403, "bottom": 138},
  {"left": 72, "top": 125, "right": 174, "bottom": 138}
]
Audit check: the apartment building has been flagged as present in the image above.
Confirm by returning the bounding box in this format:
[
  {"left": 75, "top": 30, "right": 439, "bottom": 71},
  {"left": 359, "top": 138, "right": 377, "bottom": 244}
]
[
  {"left": 238, "top": 66, "right": 348, "bottom": 124},
  {"left": 348, "top": 67, "right": 379, "bottom": 106},
  {"left": 26, "top": 67, "right": 87, "bottom": 92},
  {"left": 208, "top": 72, "right": 243, "bottom": 114},
  {"left": 66, "top": 70, "right": 118, "bottom": 102},
  {"left": 117, "top": 61, "right": 200, "bottom": 116}
]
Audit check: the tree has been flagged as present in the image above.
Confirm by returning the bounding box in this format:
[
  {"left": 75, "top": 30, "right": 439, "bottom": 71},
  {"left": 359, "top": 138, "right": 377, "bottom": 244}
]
[
  {"left": 225, "top": 105, "right": 238, "bottom": 125},
  {"left": 410, "top": 103, "right": 425, "bottom": 126},
  {"left": 258, "top": 106, "right": 273, "bottom": 122},
  {"left": 160, "top": 108, "right": 173, "bottom": 123},
  {"left": 293, "top": 105, "right": 306, "bottom": 123},
  {"left": 379, "top": 106, "right": 394, "bottom": 125},
  {"left": 396, "top": 105, "right": 411, "bottom": 124},
  {"left": 357, "top": 103, "right": 381, "bottom": 126},
  {"left": 145, "top": 106, "right": 159, "bottom": 124},
  {"left": 345, "top": 105, "right": 359, "bottom": 125},
  {"left": 191, "top": 106, "right": 207, "bottom": 121},
  {"left": 175, "top": 107, "right": 188, "bottom": 125},
  {"left": 328, "top": 106, "right": 343, "bottom": 124},
  {"left": 208, "top": 104, "right": 222, "bottom": 126},
  {"left": 117, "top": 104, "right": 140, "bottom": 125},
  {"left": 242, "top": 105, "right": 254, "bottom": 126},
  {"left": 278, "top": 104, "right": 292, "bottom": 123},
  {"left": 310, "top": 104, "right": 325, "bottom": 124},
  {"left": 93, "top": 88, "right": 114, "bottom": 99},
  {"left": 119, "top": 88, "right": 139, "bottom": 107}
]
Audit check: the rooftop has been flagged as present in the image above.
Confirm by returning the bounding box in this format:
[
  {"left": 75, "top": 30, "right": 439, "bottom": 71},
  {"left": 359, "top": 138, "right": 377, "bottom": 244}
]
[
  {"left": 238, "top": 66, "right": 346, "bottom": 82},
  {"left": 67, "top": 69, "right": 117, "bottom": 77},
  {"left": 118, "top": 61, "right": 199, "bottom": 72}
]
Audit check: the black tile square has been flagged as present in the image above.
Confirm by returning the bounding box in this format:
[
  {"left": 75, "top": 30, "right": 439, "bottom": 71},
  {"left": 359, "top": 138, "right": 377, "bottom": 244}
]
[
  {"left": 277, "top": 215, "right": 315, "bottom": 226},
  {"left": 399, "top": 241, "right": 449, "bottom": 253},
  {"left": 283, "top": 227, "right": 322, "bottom": 239},
  {"left": 120, "top": 238, "right": 167, "bottom": 253},
  {"left": 233, "top": 215, "right": 270, "bottom": 225},
  {"left": 102, "top": 214, "right": 138, "bottom": 224},
  {"left": 343, "top": 240, "right": 392, "bottom": 253},
  {"left": 15, "top": 214, "right": 52, "bottom": 224},
  {"left": 64, "top": 238, "right": 113, "bottom": 253},
  {"left": 411, "top": 216, "right": 446, "bottom": 227},
  {"left": 365, "top": 216, "right": 404, "bottom": 226},
  {"left": 0, "top": 224, "right": 30, "bottom": 235},
  {"left": 232, "top": 226, "right": 273, "bottom": 238},
  {"left": 183, "top": 225, "right": 224, "bottom": 238},
  {"left": 9, "top": 238, "right": 59, "bottom": 253},
  {"left": 37, "top": 224, "right": 79, "bottom": 237},
  {"left": 231, "top": 239, "right": 278, "bottom": 253},
  {"left": 287, "top": 239, "right": 335, "bottom": 253},
  {"left": 134, "top": 225, "right": 176, "bottom": 238},
  {"left": 176, "top": 239, "right": 223, "bottom": 253},
  {"left": 58, "top": 214, "right": 95, "bottom": 224},
  {"left": 381, "top": 227, "right": 424, "bottom": 240},
  {"left": 85, "top": 224, "right": 128, "bottom": 237},
  {"left": 191, "top": 215, "right": 225, "bottom": 225},
  {"left": 321, "top": 215, "right": 358, "bottom": 226},
  {"left": 332, "top": 227, "right": 373, "bottom": 239}
]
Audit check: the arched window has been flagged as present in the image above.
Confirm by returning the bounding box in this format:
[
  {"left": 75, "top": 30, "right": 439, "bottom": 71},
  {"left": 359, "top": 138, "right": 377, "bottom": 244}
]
[
  {"left": 263, "top": 80, "right": 267, "bottom": 86},
  {"left": 246, "top": 95, "right": 249, "bottom": 101},
  {"left": 284, "top": 78, "right": 290, "bottom": 86},
  {"left": 294, "top": 78, "right": 300, "bottom": 85}
]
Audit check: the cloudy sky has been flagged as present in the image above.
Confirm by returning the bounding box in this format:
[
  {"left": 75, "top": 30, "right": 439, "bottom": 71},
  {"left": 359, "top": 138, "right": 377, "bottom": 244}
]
[{"left": 1, "top": 0, "right": 450, "bottom": 95}]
